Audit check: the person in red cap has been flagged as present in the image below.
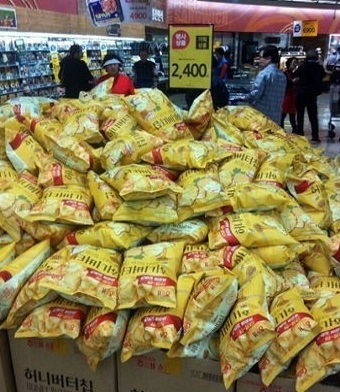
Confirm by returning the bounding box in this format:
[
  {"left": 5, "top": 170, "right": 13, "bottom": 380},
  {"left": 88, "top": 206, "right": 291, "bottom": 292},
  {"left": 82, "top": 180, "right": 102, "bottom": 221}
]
[{"left": 94, "top": 53, "right": 135, "bottom": 95}]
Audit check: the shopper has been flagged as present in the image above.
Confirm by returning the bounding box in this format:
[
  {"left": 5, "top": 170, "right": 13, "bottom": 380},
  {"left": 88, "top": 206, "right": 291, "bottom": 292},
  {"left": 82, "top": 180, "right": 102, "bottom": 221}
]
[
  {"left": 95, "top": 53, "right": 135, "bottom": 96},
  {"left": 293, "top": 49, "right": 326, "bottom": 143},
  {"left": 281, "top": 57, "right": 298, "bottom": 133},
  {"left": 58, "top": 44, "right": 94, "bottom": 98},
  {"left": 132, "top": 49, "right": 158, "bottom": 88},
  {"left": 245, "top": 45, "right": 286, "bottom": 125},
  {"left": 211, "top": 48, "right": 229, "bottom": 109}
]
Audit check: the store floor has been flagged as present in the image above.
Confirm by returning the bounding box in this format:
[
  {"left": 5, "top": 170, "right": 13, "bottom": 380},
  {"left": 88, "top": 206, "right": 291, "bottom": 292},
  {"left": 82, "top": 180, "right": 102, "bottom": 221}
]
[{"left": 168, "top": 89, "right": 340, "bottom": 158}]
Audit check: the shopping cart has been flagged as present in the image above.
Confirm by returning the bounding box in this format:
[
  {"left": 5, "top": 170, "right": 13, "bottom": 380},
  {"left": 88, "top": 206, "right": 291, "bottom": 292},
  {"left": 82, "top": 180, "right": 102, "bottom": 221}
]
[{"left": 328, "top": 84, "right": 340, "bottom": 139}]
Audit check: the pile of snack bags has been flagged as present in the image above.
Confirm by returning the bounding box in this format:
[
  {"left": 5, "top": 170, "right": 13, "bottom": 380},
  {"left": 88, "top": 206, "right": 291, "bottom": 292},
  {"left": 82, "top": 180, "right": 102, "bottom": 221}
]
[{"left": 0, "top": 81, "right": 339, "bottom": 392}]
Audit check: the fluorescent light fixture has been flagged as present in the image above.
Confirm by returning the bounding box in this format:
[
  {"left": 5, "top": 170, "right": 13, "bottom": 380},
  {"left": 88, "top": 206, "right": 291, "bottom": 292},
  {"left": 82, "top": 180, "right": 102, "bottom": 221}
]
[{"left": 196, "top": 0, "right": 340, "bottom": 9}]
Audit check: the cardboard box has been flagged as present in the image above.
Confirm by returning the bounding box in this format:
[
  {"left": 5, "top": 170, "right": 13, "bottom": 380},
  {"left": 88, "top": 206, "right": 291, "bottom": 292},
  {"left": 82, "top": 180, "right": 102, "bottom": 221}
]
[
  {"left": 0, "top": 330, "right": 16, "bottom": 392},
  {"left": 117, "top": 350, "right": 235, "bottom": 392},
  {"left": 8, "top": 331, "right": 117, "bottom": 392},
  {"left": 236, "top": 370, "right": 340, "bottom": 392}
]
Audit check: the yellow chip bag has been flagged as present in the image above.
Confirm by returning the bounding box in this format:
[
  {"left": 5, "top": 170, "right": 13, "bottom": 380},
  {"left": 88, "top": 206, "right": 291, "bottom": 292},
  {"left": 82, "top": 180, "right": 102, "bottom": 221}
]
[
  {"left": 250, "top": 244, "right": 304, "bottom": 270},
  {"left": 218, "top": 149, "right": 266, "bottom": 188},
  {"left": 59, "top": 221, "right": 151, "bottom": 250},
  {"left": 184, "top": 89, "right": 213, "bottom": 139},
  {"left": 259, "top": 287, "right": 321, "bottom": 387},
  {"left": 147, "top": 219, "right": 208, "bottom": 245},
  {"left": 180, "top": 268, "right": 238, "bottom": 345},
  {"left": 1, "top": 248, "right": 68, "bottom": 329},
  {"left": 101, "top": 164, "right": 183, "bottom": 201},
  {"left": 210, "top": 110, "right": 245, "bottom": 145},
  {"left": 123, "top": 89, "right": 193, "bottom": 142},
  {"left": 177, "top": 165, "right": 229, "bottom": 221},
  {"left": 118, "top": 241, "right": 185, "bottom": 310},
  {"left": 113, "top": 195, "right": 179, "bottom": 225},
  {"left": 208, "top": 211, "right": 298, "bottom": 249},
  {"left": 142, "top": 139, "right": 230, "bottom": 171},
  {"left": 121, "top": 273, "right": 195, "bottom": 362},
  {"left": 0, "top": 239, "right": 51, "bottom": 321},
  {"left": 100, "top": 110, "right": 139, "bottom": 140},
  {"left": 101, "top": 129, "right": 164, "bottom": 169},
  {"left": 77, "top": 307, "right": 129, "bottom": 371},
  {"left": 39, "top": 245, "right": 122, "bottom": 310},
  {"left": 5, "top": 127, "right": 46, "bottom": 175},
  {"left": 181, "top": 244, "right": 248, "bottom": 273},
  {"left": 295, "top": 293, "right": 340, "bottom": 392},
  {"left": 87, "top": 171, "right": 122, "bottom": 220},
  {"left": 29, "top": 118, "right": 63, "bottom": 151},
  {"left": 219, "top": 274, "right": 276, "bottom": 390},
  {"left": 18, "top": 185, "right": 93, "bottom": 226},
  {"left": 15, "top": 297, "right": 88, "bottom": 339}
]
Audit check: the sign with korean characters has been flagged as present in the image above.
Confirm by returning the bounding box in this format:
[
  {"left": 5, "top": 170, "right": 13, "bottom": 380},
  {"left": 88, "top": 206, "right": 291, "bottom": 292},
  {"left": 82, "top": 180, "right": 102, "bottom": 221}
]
[
  {"left": 169, "top": 24, "right": 213, "bottom": 89},
  {"left": 293, "top": 20, "right": 318, "bottom": 37}
]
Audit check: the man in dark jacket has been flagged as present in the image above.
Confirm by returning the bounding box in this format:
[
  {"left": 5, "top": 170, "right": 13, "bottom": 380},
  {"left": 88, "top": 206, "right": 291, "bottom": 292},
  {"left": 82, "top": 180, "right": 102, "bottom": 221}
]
[
  {"left": 58, "top": 44, "right": 94, "bottom": 98},
  {"left": 132, "top": 49, "right": 157, "bottom": 88},
  {"left": 293, "top": 49, "right": 326, "bottom": 143}
]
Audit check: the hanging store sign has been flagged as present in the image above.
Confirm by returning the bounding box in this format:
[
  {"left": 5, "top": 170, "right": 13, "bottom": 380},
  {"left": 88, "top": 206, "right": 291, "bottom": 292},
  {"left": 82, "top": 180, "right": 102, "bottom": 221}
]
[
  {"left": 86, "top": 0, "right": 123, "bottom": 26},
  {"left": 0, "top": 7, "right": 17, "bottom": 30},
  {"left": 293, "top": 20, "right": 318, "bottom": 37},
  {"left": 169, "top": 24, "right": 213, "bottom": 89}
]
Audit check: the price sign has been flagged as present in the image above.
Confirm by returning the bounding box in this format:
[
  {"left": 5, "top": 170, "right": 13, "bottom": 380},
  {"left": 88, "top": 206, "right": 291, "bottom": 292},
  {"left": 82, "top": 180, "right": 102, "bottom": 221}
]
[
  {"left": 293, "top": 20, "right": 318, "bottom": 37},
  {"left": 169, "top": 24, "right": 213, "bottom": 89}
]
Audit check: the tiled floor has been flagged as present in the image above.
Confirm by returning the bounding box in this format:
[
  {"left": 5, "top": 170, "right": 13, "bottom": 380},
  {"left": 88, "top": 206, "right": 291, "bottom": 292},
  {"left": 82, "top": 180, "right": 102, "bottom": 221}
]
[{"left": 168, "top": 88, "right": 340, "bottom": 158}]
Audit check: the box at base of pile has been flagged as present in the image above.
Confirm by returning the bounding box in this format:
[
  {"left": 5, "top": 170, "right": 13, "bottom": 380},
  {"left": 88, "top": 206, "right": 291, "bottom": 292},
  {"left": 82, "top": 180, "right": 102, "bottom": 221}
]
[
  {"left": 236, "top": 370, "right": 340, "bottom": 392},
  {"left": 0, "top": 330, "right": 16, "bottom": 392},
  {"left": 117, "top": 350, "right": 235, "bottom": 392},
  {"left": 7, "top": 330, "right": 117, "bottom": 392}
]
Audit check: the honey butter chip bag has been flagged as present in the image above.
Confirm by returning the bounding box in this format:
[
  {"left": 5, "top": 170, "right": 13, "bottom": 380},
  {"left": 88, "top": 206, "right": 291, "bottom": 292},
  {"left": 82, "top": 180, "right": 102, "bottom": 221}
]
[
  {"left": 259, "top": 287, "right": 321, "bottom": 387},
  {"left": 279, "top": 194, "right": 331, "bottom": 245},
  {"left": 324, "top": 176, "right": 340, "bottom": 235},
  {"left": 61, "top": 105, "right": 104, "bottom": 145},
  {"left": 100, "top": 129, "right": 164, "bottom": 169},
  {"left": 177, "top": 165, "right": 229, "bottom": 221},
  {"left": 42, "top": 133, "right": 102, "bottom": 174},
  {"left": 0, "top": 239, "right": 51, "bottom": 322},
  {"left": 308, "top": 272, "right": 340, "bottom": 299},
  {"left": 225, "top": 105, "right": 282, "bottom": 133},
  {"left": 17, "top": 184, "right": 93, "bottom": 226},
  {"left": 218, "top": 149, "right": 267, "bottom": 188},
  {"left": 243, "top": 130, "right": 298, "bottom": 154},
  {"left": 59, "top": 221, "right": 151, "bottom": 251},
  {"left": 147, "top": 219, "right": 208, "bottom": 245},
  {"left": 37, "top": 156, "right": 87, "bottom": 188},
  {"left": 183, "top": 89, "right": 214, "bottom": 140},
  {"left": 142, "top": 139, "right": 231, "bottom": 171},
  {"left": 15, "top": 297, "right": 88, "bottom": 339},
  {"left": 38, "top": 245, "right": 122, "bottom": 310},
  {"left": 118, "top": 241, "right": 186, "bottom": 310},
  {"left": 232, "top": 253, "right": 288, "bottom": 304},
  {"left": 5, "top": 127, "right": 47, "bottom": 175},
  {"left": 181, "top": 244, "right": 250, "bottom": 273},
  {"left": 87, "top": 171, "right": 122, "bottom": 221},
  {"left": 254, "top": 152, "right": 295, "bottom": 188},
  {"left": 300, "top": 240, "right": 333, "bottom": 275},
  {"left": 29, "top": 117, "right": 63, "bottom": 152},
  {"left": 100, "top": 110, "right": 139, "bottom": 140},
  {"left": 219, "top": 274, "right": 276, "bottom": 390},
  {"left": 123, "top": 89, "right": 193, "bottom": 142},
  {"left": 206, "top": 182, "right": 290, "bottom": 217},
  {"left": 120, "top": 273, "right": 196, "bottom": 362},
  {"left": 295, "top": 293, "right": 340, "bottom": 392},
  {"left": 76, "top": 307, "right": 129, "bottom": 371},
  {"left": 1, "top": 248, "right": 68, "bottom": 329},
  {"left": 208, "top": 211, "right": 298, "bottom": 250},
  {"left": 180, "top": 268, "right": 238, "bottom": 345},
  {"left": 113, "top": 194, "right": 179, "bottom": 226},
  {"left": 287, "top": 166, "right": 331, "bottom": 230},
  {"left": 210, "top": 110, "right": 245, "bottom": 145},
  {"left": 101, "top": 164, "right": 183, "bottom": 201}
]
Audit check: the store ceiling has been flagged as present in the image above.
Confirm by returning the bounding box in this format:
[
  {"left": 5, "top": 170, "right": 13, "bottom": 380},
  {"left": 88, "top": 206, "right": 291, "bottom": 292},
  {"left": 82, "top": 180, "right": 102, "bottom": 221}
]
[{"left": 198, "top": 0, "right": 340, "bottom": 9}]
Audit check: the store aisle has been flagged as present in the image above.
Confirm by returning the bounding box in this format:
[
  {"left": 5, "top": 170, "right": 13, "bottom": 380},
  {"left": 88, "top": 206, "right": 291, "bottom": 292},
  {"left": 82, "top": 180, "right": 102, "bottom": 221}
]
[{"left": 168, "top": 89, "right": 340, "bottom": 158}]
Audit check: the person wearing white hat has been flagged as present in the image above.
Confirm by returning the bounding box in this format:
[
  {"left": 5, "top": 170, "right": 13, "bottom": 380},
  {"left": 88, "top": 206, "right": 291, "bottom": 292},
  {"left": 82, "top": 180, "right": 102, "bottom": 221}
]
[{"left": 94, "top": 53, "right": 135, "bottom": 95}]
